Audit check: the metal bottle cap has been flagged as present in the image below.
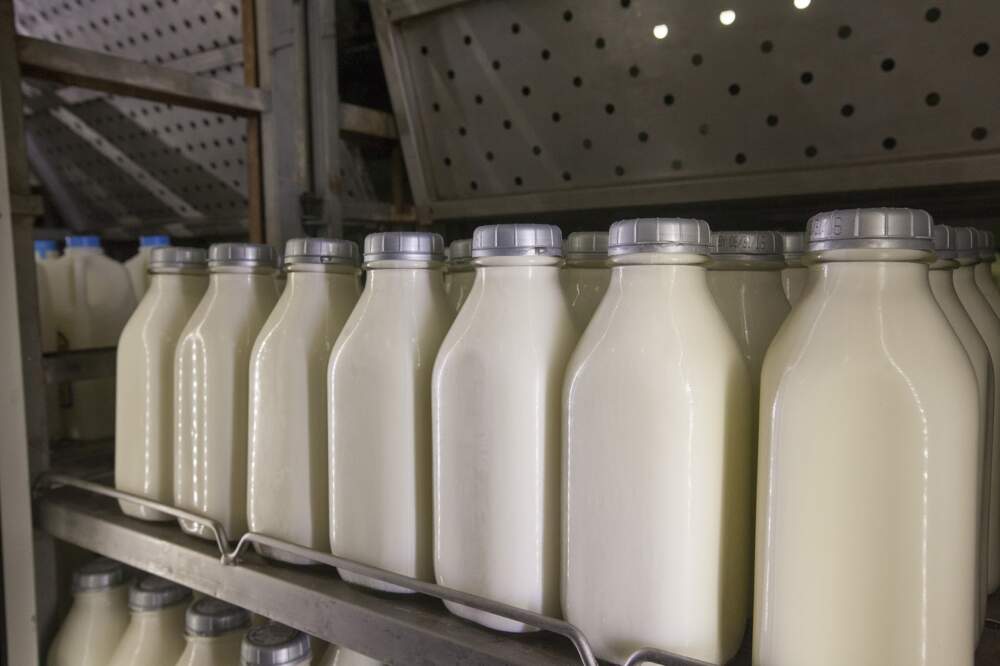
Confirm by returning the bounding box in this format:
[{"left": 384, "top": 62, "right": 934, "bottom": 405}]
[
  {"left": 607, "top": 218, "right": 712, "bottom": 256},
  {"left": 564, "top": 231, "right": 609, "bottom": 260},
  {"left": 140, "top": 235, "right": 170, "bottom": 247},
  {"left": 208, "top": 243, "right": 278, "bottom": 269},
  {"left": 66, "top": 235, "right": 101, "bottom": 248},
  {"left": 283, "top": 238, "right": 359, "bottom": 266},
  {"left": 72, "top": 558, "right": 127, "bottom": 593},
  {"left": 149, "top": 246, "right": 208, "bottom": 272},
  {"left": 241, "top": 622, "right": 311, "bottom": 665},
  {"left": 780, "top": 231, "right": 805, "bottom": 257},
  {"left": 472, "top": 224, "right": 563, "bottom": 257},
  {"left": 35, "top": 239, "right": 58, "bottom": 254},
  {"left": 447, "top": 238, "right": 472, "bottom": 264},
  {"left": 977, "top": 229, "right": 997, "bottom": 260},
  {"left": 955, "top": 227, "right": 980, "bottom": 259},
  {"left": 363, "top": 232, "right": 444, "bottom": 263},
  {"left": 185, "top": 597, "right": 251, "bottom": 637},
  {"left": 128, "top": 575, "right": 192, "bottom": 611},
  {"left": 807, "top": 208, "right": 934, "bottom": 251},
  {"left": 932, "top": 224, "right": 958, "bottom": 260},
  {"left": 710, "top": 230, "right": 783, "bottom": 261}
]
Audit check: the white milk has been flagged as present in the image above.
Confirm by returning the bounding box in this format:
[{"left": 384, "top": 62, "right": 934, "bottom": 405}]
[
  {"left": 754, "top": 209, "right": 979, "bottom": 666},
  {"left": 48, "top": 235, "right": 136, "bottom": 440},
  {"left": 318, "top": 645, "right": 382, "bottom": 666},
  {"left": 47, "top": 558, "right": 130, "bottom": 666},
  {"left": 563, "top": 218, "right": 753, "bottom": 664},
  {"left": 248, "top": 238, "right": 361, "bottom": 564},
  {"left": 35, "top": 240, "right": 62, "bottom": 440},
  {"left": 125, "top": 235, "right": 170, "bottom": 301},
  {"left": 443, "top": 238, "right": 474, "bottom": 313},
  {"left": 242, "top": 623, "right": 312, "bottom": 666},
  {"left": 433, "top": 224, "right": 576, "bottom": 632},
  {"left": 175, "top": 597, "right": 250, "bottom": 666},
  {"left": 329, "top": 232, "right": 450, "bottom": 592},
  {"left": 107, "top": 576, "right": 190, "bottom": 666},
  {"left": 175, "top": 243, "right": 278, "bottom": 540},
  {"left": 930, "top": 226, "right": 994, "bottom": 631},
  {"left": 559, "top": 231, "right": 610, "bottom": 332},
  {"left": 116, "top": 247, "right": 208, "bottom": 521},
  {"left": 779, "top": 231, "right": 807, "bottom": 305}
]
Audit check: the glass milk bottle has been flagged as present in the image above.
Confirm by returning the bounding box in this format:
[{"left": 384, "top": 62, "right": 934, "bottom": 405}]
[
  {"left": 47, "top": 558, "right": 130, "bottom": 666},
  {"left": 443, "top": 238, "right": 474, "bottom": 312},
  {"left": 242, "top": 623, "right": 312, "bottom": 666},
  {"left": 248, "top": 239, "right": 360, "bottom": 563},
  {"left": 329, "top": 232, "right": 450, "bottom": 592},
  {"left": 559, "top": 231, "right": 610, "bottom": 332},
  {"left": 107, "top": 576, "right": 191, "bottom": 666},
  {"left": 755, "top": 208, "right": 979, "bottom": 666},
  {"left": 318, "top": 645, "right": 382, "bottom": 666},
  {"left": 116, "top": 247, "right": 208, "bottom": 521},
  {"left": 175, "top": 597, "right": 250, "bottom": 666},
  {"left": 563, "top": 218, "right": 753, "bottom": 664},
  {"left": 175, "top": 243, "right": 279, "bottom": 540},
  {"left": 432, "top": 224, "right": 576, "bottom": 632},
  {"left": 125, "top": 234, "right": 170, "bottom": 300},
  {"left": 929, "top": 226, "right": 994, "bottom": 631},
  {"left": 779, "top": 231, "right": 807, "bottom": 305}
]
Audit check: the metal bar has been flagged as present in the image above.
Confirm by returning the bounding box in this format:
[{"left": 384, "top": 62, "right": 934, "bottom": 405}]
[
  {"left": 339, "top": 103, "right": 398, "bottom": 140},
  {"left": 341, "top": 200, "right": 416, "bottom": 224},
  {"left": 623, "top": 648, "right": 716, "bottom": 666},
  {"left": 41, "top": 348, "right": 116, "bottom": 384},
  {"left": 308, "top": 0, "right": 343, "bottom": 238},
  {"left": 383, "top": 0, "right": 473, "bottom": 23},
  {"left": 16, "top": 36, "right": 268, "bottom": 117},
  {"left": 242, "top": 0, "right": 265, "bottom": 244}
]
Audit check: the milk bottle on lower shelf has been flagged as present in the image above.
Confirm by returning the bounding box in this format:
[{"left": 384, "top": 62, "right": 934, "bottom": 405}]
[
  {"left": 929, "top": 226, "right": 994, "bottom": 631},
  {"left": 563, "top": 218, "right": 753, "bottom": 664},
  {"left": 443, "top": 238, "right": 474, "bottom": 312},
  {"left": 125, "top": 235, "right": 170, "bottom": 301},
  {"left": 559, "top": 231, "right": 610, "bottom": 332},
  {"left": 47, "top": 558, "right": 130, "bottom": 666},
  {"left": 116, "top": 247, "right": 208, "bottom": 521},
  {"left": 174, "top": 243, "right": 278, "bottom": 540},
  {"left": 329, "top": 232, "right": 450, "bottom": 592},
  {"left": 248, "top": 238, "right": 361, "bottom": 564},
  {"left": 755, "top": 208, "right": 979, "bottom": 666},
  {"left": 433, "top": 224, "right": 575, "bottom": 632},
  {"left": 318, "top": 645, "right": 382, "bottom": 666},
  {"left": 107, "top": 576, "right": 190, "bottom": 666},
  {"left": 242, "top": 623, "right": 312, "bottom": 666},
  {"left": 175, "top": 597, "right": 250, "bottom": 666},
  {"left": 779, "top": 231, "right": 807, "bottom": 305},
  {"left": 35, "top": 240, "right": 62, "bottom": 439}
]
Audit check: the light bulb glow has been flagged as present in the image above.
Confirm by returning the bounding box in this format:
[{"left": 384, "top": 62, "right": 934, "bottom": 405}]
[
  {"left": 719, "top": 10, "right": 736, "bottom": 25},
  {"left": 653, "top": 24, "right": 669, "bottom": 39},
  {"left": 794, "top": 0, "right": 811, "bottom": 8}
]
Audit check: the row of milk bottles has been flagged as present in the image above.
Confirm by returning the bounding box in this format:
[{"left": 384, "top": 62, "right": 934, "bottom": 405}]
[
  {"left": 111, "top": 210, "right": 998, "bottom": 665},
  {"left": 48, "top": 557, "right": 380, "bottom": 666}
]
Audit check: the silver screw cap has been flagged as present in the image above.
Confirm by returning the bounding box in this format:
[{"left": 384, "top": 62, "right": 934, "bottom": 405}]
[
  {"left": 128, "top": 575, "right": 191, "bottom": 611},
  {"left": 185, "top": 597, "right": 251, "bottom": 637},
  {"left": 710, "top": 230, "right": 783, "bottom": 261},
  {"left": 807, "top": 208, "right": 933, "bottom": 251},
  {"left": 932, "top": 224, "right": 958, "bottom": 260},
  {"left": 564, "top": 231, "right": 609, "bottom": 260},
  {"left": 283, "top": 238, "right": 358, "bottom": 266},
  {"left": 977, "top": 229, "right": 997, "bottom": 260},
  {"left": 955, "top": 227, "right": 980, "bottom": 258},
  {"left": 447, "top": 238, "right": 473, "bottom": 264},
  {"left": 149, "top": 246, "right": 208, "bottom": 272},
  {"left": 364, "top": 232, "right": 444, "bottom": 263},
  {"left": 780, "top": 231, "right": 805, "bottom": 257},
  {"left": 608, "top": 218, "right": 712, "bottom": 256},
  {"left": 241, "top": 622, "right": 311, "bottom": 665},
  {"left": 208, "top": 243, "right": 278, "bottom": 269},
  {"left": 72, "top": 558, "right": 127, "bottom": 593},
  {"left": 472, "top": 224, "right": 563, "bottom": 258}
]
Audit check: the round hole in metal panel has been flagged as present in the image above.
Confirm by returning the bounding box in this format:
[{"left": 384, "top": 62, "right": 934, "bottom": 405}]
[
  {"left": 551, "top": 112, "right": 561, "bottom": 122},
  {"left": 925, "top": 7, "right": 941, "bottom": 22},
  {"left": 573, "top": 76, "right": 583, "bottom": 87},
  {"left": 800, "top": 71, "right": 814, "bottom": 84},
  {"left": 841, "top": 103, "right": 855, "bottom": 117},
  {"left": 729, "top": 83, "right": 741, "bottom": 96},
  {"left": 514, "top": 176, "right": 523, "bottom": 186},
  {"left": 614, "top": 166, "right": 625, "bottom": 176},
  {"left": 663, "top": 94, "right": 675, "bottom": 106},
  {"left": 562, "top": 172, "right": 572, "bottom": 181},
  {"left": 541, "top": 49, "right": 551, "bottom": 60},
  {"left": 880, "top": 58, "right": 895, "bottom": 72},
  {"left": 605, "top": 103, "right": 616, "bottom": 114},
  {"left": 692, "top": 53, "right": 703, "bottom": 66},
  {"left": 805, "top": 145, "right": 818, "bottom": 158},
  {"left": 766, "top": 114, "right": 779, "bottom": 126},
  {"left": 629, "top": 65, "right": 640, "bottom": 78},
  {"left": 973, "top": 42, "right": 990, "bottom": 56},
  {"left": 883, "top": 136, "right": 897, "bottom": 150},
  {"left": 511, "top": 23, "right": 520, "bottom": 34},
  {"left": 638, "top": 131, "right": 649, "bottom": 143},
  {"left": 925, "top": 92, "right": 940, "bottom": 106},
  {"left": 595, "top": 37, "right": 606, "bottom": 49},
  {"left": 838, "top": 25, "right": 852, "bottom": 39},
  {"left": 532, "top": 145, "right": 542, "bottom": 156},
  {"left": 563, "top": 10, "right": 573, "bottom": 22},
  {"left": 761, "top": 40, "right": 774, "bottom": 54},
  {"left": 972, "top": 127, "right": 988, "bottom": 141},
  {"left": 583, "top": 138, "right": 593, "bottom": 149},
  {"left": 521, "top": 85, "right": 531, "bottom": 96}
]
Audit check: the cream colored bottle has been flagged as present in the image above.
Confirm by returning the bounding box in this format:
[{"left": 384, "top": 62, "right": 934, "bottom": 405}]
[
  {"left": 47, "top": 558, "right": 130, "bottom": 666},
  {"left": 175, "top": 597, "right": 250, "bottom": 666},
  {"left": 443, "top": 238, "right": 474, "bottom": 312},
  {"left": 930, "top": 226, "right": 994, "bottom": 631},
  {"left": 779, "top": 231, "right": 807, "bottom": 305},
  {"left": 559, "top": 231, "right": 610, "bottom": 332},
  {"left": 125, "top": 235, "right": 170, "bottom": 300},
  {"left": 329, "top": 232, "right": 450, "bottom": 592},
  {"left": 107, "top": 576, "right": 190, "bottom": 666},
  {"left": 563, "top": 218, "right": 753, "bottom": 664},
  {"left": 318, "top": 645, "right": 382, "bottom": 666},
  {"left": 242, "top": 623, "right": 312, "bottom": 666},
  {"left": 174, "top": 243, "right": 278, "bottom": 540},
  {"left": 116, "top": 247, "right": 208, "bottom": 521},
  {"left": 248, "top": 238, "right": 361, "bottom": 563},
  {"left": 754, "top": 209, "right": 979, "bottom": 666},
  {"left": 35, "top": 240, "right": 62, "bottom": 440},
  {"left": 433, "top": 224, "right": 576, "bottom": 632}
]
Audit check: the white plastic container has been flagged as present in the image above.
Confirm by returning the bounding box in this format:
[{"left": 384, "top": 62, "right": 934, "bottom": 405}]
[
  {"left": 116, "top": 247, "right": 208, "bottom": 521},
  {"left": 47, "top": 558, "right": 130, "bottom": 666},
  {"left": 107, "top": 576, "right": 191, "bottom": 666},
  {"left": 563, "top": 218, "right": 753, "bottom": 664},
  {"left": 754, "top": 209, "right": 979, "bottom": 666},
  {"left": 559, "top": 231, "right": 610, "bottom": 332},
  {"left": 779, "top": 231, "right": 807, "bottom": 305},
  {"left": 174, "top": 243, "right": 279, "bottom": 540},
  {"left": 443, "top": 239, "right": 474, "bottom": 313},
  {"left": 318, "top": 645, "right": 381, "bottom": 666},
  {"left": 241, "top": 623, "right": 312, "bottom": 666},
  {"left": 248, "top": 238, "right": 361, "bottom": 563},
  {"left": 35, "top": 240, "right": 62, "bottom": 440},
  {"left": 433, "top": 224, "right": 575, "bottom": 632},
  {"left": 329, "top": 232, "right": 450, "bottom": 591},
  {"left": 125, "top": 234, "right": 170, "bottom": 301},
  {"left": 175, "top": 597, "right": 250, "bottom": 666}
]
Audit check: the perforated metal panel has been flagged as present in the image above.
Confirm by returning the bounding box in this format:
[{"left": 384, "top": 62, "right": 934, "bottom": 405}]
[{"left": 374, "top": 0, "right": 1000, "bottom": 219}]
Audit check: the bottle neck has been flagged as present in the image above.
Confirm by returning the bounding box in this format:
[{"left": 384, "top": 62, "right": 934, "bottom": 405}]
[
  {"left": 73, "top": 586, "right": 126, "bottom": 609},
  {"left": 806, "top": 258, "right": 931, "bottom": 299},
  {"left": 364, "top": 261, "right": 443, "bottom": 294}
]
